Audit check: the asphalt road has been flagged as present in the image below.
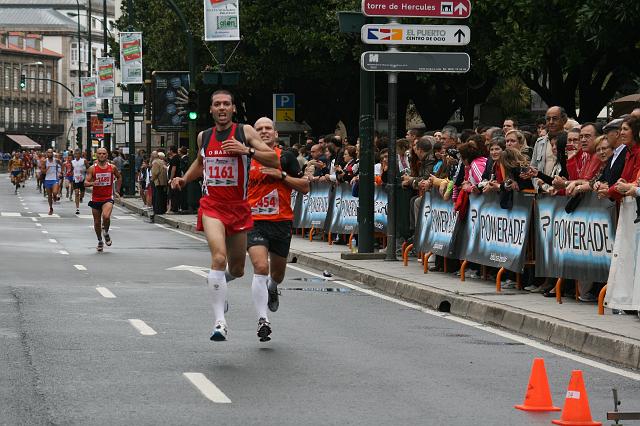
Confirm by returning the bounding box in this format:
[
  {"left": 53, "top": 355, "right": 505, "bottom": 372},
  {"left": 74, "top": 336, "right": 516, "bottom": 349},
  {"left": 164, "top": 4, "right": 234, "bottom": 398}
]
[{"left": 1, "top": 175, "right": 639, "bottom": 426}]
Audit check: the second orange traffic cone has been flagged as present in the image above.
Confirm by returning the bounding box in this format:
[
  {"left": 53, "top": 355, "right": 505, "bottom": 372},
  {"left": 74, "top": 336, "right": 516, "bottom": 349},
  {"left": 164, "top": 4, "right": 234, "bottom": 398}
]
[
  {"left": 515, "top": 358, "right": 561, "bottom": 411},
  {"left": 552, "top": 370, "right": 602, "bottom": 426}
]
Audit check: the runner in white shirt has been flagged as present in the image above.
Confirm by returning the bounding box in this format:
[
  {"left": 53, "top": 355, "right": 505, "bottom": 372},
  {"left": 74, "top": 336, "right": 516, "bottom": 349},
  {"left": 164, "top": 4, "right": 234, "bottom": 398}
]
[{"left": 71, "top": 150, "right": 89, "bottom": 214}]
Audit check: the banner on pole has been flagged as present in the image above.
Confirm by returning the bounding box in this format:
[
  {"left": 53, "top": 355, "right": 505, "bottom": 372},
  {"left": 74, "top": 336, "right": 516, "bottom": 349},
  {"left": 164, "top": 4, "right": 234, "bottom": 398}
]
[
  {"left": 204, "top": 0, "right": 240, "bottom": 41},
  {"left": 119, "top": 32, "right": 143, "bottom": 84},
  {"left": 535, "top": 193, "right": 616, "bottom": 282},
  {"left": 461, "top": 192, "right": 533, "bottom": 273},
  {"left": 73, "top": 97, "right": 86, "bottom": 127},
  {"left": 81, "top": 77, "right": 98, "bottom": 112},
  {"left": 96, "top": 57, "right": 115, "bottom": 98}
]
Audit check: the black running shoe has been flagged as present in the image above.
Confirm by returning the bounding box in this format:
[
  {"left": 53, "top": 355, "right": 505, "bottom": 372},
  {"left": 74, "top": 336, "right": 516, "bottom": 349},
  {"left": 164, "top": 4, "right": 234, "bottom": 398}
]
[
  {"left": 267, "top": 281, "right": 280, "bottom": 312},
  {"left": 257, "top": 318, "right": 272, "bottom": 342},
  {"left": 97, "top": 241, "right": 104, "bottom": 252},
  {"left": 104, "top": 233, "right": 112, "bottom": 246}
]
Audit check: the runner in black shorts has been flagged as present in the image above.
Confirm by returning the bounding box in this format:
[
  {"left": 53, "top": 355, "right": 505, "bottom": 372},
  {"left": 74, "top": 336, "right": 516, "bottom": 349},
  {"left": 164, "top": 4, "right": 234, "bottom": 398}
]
[{"left": 245, "top": 117, "right": 310, "bottom": 324}]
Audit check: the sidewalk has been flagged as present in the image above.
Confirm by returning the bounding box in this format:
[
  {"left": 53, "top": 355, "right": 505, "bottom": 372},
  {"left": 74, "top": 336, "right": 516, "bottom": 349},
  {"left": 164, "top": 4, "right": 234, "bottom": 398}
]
[{"left": 117, "top": 196, "right": 640, "bottom": 371}]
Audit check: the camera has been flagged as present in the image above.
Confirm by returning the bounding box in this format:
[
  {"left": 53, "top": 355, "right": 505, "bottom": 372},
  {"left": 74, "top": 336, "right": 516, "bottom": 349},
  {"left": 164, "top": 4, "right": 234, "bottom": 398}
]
[
  {"left": 446, "top": 148, "right": 459, "bottom": 158},
  {"left": 504, "top": 179, "right": 514, "bottom": 189},
  {"left": 477, "top": 180, "right": 489, "bottom": 190}
]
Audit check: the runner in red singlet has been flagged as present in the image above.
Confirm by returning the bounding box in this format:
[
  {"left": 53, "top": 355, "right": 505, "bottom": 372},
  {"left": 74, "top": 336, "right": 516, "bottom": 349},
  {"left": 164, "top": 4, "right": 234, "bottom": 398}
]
[
  {"left": 84, "top": 148, "right": 121, "bottom": 252},
  {"left": 171, "top": 90, "right": 278, "bottom": 342}
]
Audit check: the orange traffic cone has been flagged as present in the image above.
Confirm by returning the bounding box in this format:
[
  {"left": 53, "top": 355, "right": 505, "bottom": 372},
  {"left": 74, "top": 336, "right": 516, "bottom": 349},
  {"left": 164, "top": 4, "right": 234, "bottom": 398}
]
[
  {"left": 515, "top": 358, "right": 561, "bottom": 411},
  {"left": 552, "top": 370, "right": 602, "bottom": 425}
]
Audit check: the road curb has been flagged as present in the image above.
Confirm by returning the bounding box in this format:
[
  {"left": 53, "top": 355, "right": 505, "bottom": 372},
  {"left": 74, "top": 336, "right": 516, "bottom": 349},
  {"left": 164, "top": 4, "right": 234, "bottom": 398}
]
[
  {"left": 288, "top": 249, "right": 640, "bottom": 371},
  {"left": 117, "top": 197, "right": 640, "bottom": 370}
]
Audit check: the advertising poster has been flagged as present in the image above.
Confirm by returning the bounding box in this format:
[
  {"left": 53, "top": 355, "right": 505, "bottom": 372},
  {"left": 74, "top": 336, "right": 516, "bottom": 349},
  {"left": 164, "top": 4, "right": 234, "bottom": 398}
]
[
  {"left": 120, "top": 32, "right": 143, "bottom": 84},
  {"left": 73, "top": 96, "right": 86, "bottom": 127},
  {"left": 81, "top": 77, "right": 97, "bottom": 112},
  {"left": 204, "top": 0, "right": 240, "bottom": 41},
  {"left": 422, "top": 190, "right": 462, "bottom": 257},
  {"left": 152, "top": 71, "right": 190, "bottom": 132},
  {"left": 535, "top": 193, "right": 616, "bottom": 282},
  {"left": 328, "top": 183, "right": 359, "bottom": 235},
  {"left": 96, "top": 57, "right": 115, "bottom": 98}
]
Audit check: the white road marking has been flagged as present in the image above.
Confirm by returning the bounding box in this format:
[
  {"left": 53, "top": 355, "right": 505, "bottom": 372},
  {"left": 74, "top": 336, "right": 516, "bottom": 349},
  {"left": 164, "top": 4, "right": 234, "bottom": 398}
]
[
  {"left": 77, "top": 214, "right": 94, "bottom": 219},
  {"left": 21, "top": 203, "right": 26, "bottom": 206},
  {"left": 74, "top": 264, "right": 87, "bottom": 271},
  {"left": 58, "top": 250, "right": 69, "bottom": 255},
  {"left": 155, "top": 223, "right": 207, "bottom": 242},
  {"left": 114, "top": 215, "right": 135, "bottom": 220},
  {"left": 23, "top": 207, "right": 29, "bottom": 210},
  {"left": 183, "top": 373, "right": 232, "bottom": 404},
  {"left": 1, "top": 212, "right": 21, "bottom": 217},
  {"left": 48, "top": 238, "right": 57, "bottom": 243},
  {"left": 96, "top": 287, "right": 116, "bottom": 298},
  {"left": 166, "top": 265, "right": 209, "bottom": 278},
  {"left": 128, "top": 319, "right": 157, "bottom": 336},
  {"left": 39, "top": 213, "right": 60, "bottom": 218},
  {"left": 42, "top": 230, "right": 48, "bottom": 234},
  {"left": 31, "top": 217, "right": 38, "bottom": 222},
  {"left": 288, "top": 264, "right": 640, "bottom": 381},
  {"left": 35, "top": 223, "right": 42, "bottom": 227}
]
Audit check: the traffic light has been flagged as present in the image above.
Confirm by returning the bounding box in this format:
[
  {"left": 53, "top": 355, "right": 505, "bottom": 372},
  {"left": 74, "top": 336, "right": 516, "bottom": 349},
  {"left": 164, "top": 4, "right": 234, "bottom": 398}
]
[
  {"left": 20, "top": 75, "right": 26, "bottom": 89},
  {"left": 187, "top": 90, "right": 198, "bottom": 121}
]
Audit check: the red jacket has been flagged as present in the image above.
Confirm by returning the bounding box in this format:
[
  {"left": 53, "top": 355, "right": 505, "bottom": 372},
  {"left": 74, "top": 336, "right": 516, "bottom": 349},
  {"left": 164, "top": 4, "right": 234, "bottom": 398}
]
[{"left": 608, "top": 143, "right": 640, "bottom": 200}]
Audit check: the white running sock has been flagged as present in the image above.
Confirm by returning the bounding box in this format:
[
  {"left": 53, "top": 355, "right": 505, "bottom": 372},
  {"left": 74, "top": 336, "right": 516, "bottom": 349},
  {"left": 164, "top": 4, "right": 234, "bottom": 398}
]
[
  {"left": 251, "top": 274, "right": 269, "bottom": 320},
  {"left": 208, "top": 269, "right": 227, "bottom": 324}
]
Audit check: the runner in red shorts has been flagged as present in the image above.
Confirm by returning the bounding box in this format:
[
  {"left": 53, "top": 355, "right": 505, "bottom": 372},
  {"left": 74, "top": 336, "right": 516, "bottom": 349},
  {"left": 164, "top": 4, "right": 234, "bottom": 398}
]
[
  {"left": 85, "top": 148, "right": 121, "bottom": 252},
  {"left": 171, "top": 90, "right": 278, "bottom": 342}
]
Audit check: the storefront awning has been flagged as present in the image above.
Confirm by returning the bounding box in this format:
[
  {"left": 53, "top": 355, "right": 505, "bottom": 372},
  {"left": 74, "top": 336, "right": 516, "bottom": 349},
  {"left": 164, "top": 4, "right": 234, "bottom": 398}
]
[{"left": 7, "top": 134, "right": 41, "bottom": 149}]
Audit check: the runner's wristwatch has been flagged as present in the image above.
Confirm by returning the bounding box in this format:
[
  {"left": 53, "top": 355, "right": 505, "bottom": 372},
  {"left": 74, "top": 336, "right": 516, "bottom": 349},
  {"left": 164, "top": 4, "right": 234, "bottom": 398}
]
[
  {"left": 281, "top": 171, "right": 288, "bottom": 180},
  {"left": 247, "top": 147, "right": 255, "bottom": 157}
]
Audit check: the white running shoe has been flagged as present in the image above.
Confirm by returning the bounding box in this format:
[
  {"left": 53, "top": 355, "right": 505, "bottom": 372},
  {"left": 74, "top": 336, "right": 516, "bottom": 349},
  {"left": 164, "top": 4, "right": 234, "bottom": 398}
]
[
  {"left": 257, "top": 318, "right": 272, "bottom": 342},
  {"left": 210, "top": 321, "right": 228, "bottom": 342}
]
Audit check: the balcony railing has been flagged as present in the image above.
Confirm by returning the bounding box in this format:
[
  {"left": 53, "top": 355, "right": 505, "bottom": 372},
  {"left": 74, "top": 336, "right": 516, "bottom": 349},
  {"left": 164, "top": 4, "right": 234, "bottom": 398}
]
[{"left": 0, "top": 122, "right": 64, "bottom": 135}]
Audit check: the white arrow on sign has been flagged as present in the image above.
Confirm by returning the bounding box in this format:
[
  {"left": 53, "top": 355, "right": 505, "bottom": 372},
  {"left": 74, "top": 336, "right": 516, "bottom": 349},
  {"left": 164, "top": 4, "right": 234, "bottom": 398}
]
[
  {"left": 361, "top": 24, "right": 470, "bottom": 46},
  {"left": 167, "top": 265, "right": 209, "bottom": 278},
  {"left": 454, "top": 3, "right": 468, "bottom": 15}
]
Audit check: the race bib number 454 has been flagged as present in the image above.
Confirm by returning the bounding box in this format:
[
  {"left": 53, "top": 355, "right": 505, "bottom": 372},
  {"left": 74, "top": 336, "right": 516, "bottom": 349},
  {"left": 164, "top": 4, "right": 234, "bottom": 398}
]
[
  {"left": 205, "top": 157, "right": 238, "bottom": 187},
  {"left": 251, "top": 189, "right": 279, "bottom": 215}
]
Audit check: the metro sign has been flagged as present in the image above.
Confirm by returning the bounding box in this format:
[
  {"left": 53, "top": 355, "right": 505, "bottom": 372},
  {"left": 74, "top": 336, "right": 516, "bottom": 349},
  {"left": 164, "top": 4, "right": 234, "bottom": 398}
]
[{"left": 362, "top": 0, "right": 471, "bottom": 19}]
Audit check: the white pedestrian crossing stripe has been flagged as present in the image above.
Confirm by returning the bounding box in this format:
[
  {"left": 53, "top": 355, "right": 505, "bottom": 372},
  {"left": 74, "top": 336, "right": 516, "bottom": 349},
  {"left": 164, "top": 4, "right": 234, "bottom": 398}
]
[
  {"left": 1, "top": 212, "right": 21, "bottom": 217},
  {"left": 39, "top": 213, "right": 60, "bottom": 218}
]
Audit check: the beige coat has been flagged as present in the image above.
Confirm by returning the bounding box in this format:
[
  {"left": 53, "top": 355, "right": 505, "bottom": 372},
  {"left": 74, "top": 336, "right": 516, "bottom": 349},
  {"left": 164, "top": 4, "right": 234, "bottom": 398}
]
[{"left": 151, "top": 158, "right": 168, "bottom": 186}]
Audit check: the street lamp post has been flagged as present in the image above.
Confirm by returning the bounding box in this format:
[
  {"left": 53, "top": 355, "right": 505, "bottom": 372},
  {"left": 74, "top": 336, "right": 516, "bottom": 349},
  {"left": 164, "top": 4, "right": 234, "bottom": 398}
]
[
  {"left": 85, "top": 0, "right": 92, "bottom": 161},
  {"left": 102, "top": 0, "right": 111, "bottom": 153},
  {"left": 74, "top": 0, "right": 83, "bottom": 151}
]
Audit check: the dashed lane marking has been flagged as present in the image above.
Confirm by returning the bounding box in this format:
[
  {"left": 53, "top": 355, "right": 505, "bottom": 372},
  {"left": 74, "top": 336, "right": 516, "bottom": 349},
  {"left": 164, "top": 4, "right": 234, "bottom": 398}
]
[
  {"left": 0, "top": 212, "right": 21, "bottom": 217},
  {"left": 154, "top": 223, "right": 207, "bottom": 243},
  {"left": 35, "top": 223, "right": 42, "bottom": 227},
  {"left": 288, "top": 264, "right": 640, "bottom": 382},
  {"left": 48, "top": 238, "right": 57, "bottom": 243},
  {"left": 39, "top": 213, "right": 60, "bottom": 218},
  {"left": 74, "top": 265, "right": 87, "bottom": 271},
  {"left": 41, "top": 230, "right": 48, "bottom": 234},
  {"left": 183, "top": 373, "right": 232, "bottom": 404},
  {"left": 128, "top": 319, "right": 157, "bottom": 336},
  {"left": 58, "top": 250, "right": 69, "bottom": 255},
  {"left": 96, "top": 287, "right": 116, "bottom": 298}
]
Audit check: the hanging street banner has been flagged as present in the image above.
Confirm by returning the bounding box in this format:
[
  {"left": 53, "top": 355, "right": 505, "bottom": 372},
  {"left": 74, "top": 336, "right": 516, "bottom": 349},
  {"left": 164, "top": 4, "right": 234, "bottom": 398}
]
[
  {"left": 362, "top": 24, "right": 470, "bottom": 46},
  {"left": 119, "top": 32, "right": 143, "bottom": 84},
  {"left": 96, "top": 57, "right": 115, "bottom": 99},
  {"left": 72, "top": 97, "right": 86, "bottom": 127},
  {"left": 362, "top": 0, "right": 471, "bottom": 18},
  {"left": 361, "top": 51, "right": 470, "bottom": 73},
  {"left": 461, "top": 192, "right": 533, "bottom": 273},
  {"left": 204, "top": 0, "right": 240, "bottom": 41},
  {"left": 535, "top": 193, "right": 616, "bottom": 283},
  {"left": 152, "top": 71, "right": 191, "bottom": 132},
  {"left": 80, "top": 77, "right": 97, "bottom": 112}
]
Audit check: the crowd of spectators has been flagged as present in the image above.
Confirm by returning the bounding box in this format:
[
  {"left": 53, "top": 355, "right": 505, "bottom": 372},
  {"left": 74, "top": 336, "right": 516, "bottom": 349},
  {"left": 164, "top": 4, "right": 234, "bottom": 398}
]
[{"left": 289, "top": 106, "right": 640, "bottom": 303}]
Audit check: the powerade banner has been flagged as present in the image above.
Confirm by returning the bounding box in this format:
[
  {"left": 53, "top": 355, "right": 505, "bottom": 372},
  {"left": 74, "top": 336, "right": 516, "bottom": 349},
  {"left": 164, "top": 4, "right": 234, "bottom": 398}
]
[
  {"left": 374, "top": 186, "right": 388, "bottom": 234},
  {"left": 414, "top": 191, "right": 432, "bottom": 253},
  {"left": 462, "top": 192, "right": 533, "bottom": 273},
  {"left": 329, "top": 183, "right": 359, "bottom": 235},
  {"left": 421, "top": 189, "right": 461, "bottom": 257},
  {"left": 535, "top": 193, "right": 616, "bottom": 282},
  {"left": 291, "top": 190, "right": 303, "bottom": 228},
  {"left": 299, "top": 181, "right": 332, "bottom": 229}
]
